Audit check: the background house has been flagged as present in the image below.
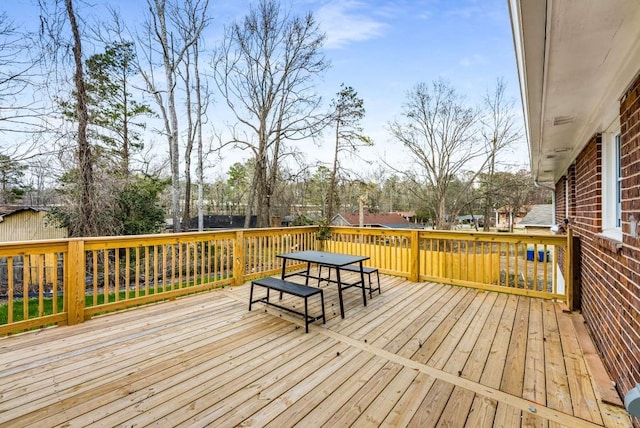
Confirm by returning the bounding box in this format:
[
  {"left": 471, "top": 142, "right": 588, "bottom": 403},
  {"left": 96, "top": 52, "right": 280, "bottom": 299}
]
[
  {"left": 516, "top": 204, "right": 553, "bottom": 234},
  {"left": 495, "top": 205, "right": 529, "bottom": 230},
  {"left": 0, "top": 206, "right": 67, "bottom": 242},
  {"left": 509, "top": 0, "right": 640, "bottom": 419}
]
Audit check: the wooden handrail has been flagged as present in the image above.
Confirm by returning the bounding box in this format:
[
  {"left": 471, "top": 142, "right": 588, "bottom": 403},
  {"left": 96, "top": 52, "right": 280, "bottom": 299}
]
[{"left": 0, "top": 225, "right": 570, "bottom": 335}]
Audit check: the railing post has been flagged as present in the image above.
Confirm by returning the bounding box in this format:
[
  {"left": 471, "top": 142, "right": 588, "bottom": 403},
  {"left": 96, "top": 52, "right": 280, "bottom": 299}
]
[
  {"left": 566, "top": 228, "right": 573, "bottom": 309},
  {"left": 66, "top": 239, "right": 86, "bottom": 325},
  {"left": 410, "top": 230, "right": 420, "bottom": 282},
  {"left": 233, "top": 230, "right": 245, "bottom": 286}
]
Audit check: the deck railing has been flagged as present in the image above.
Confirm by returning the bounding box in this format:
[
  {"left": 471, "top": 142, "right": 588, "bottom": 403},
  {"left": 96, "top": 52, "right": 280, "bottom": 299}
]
[{"left": 0, "top": 226, "right": 571, "bottom": 335}]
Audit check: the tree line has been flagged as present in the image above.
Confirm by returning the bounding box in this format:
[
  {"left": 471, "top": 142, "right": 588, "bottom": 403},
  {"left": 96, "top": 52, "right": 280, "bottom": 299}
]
[{"left": 0, "top": 0, "right": 548, "bottom": 236}]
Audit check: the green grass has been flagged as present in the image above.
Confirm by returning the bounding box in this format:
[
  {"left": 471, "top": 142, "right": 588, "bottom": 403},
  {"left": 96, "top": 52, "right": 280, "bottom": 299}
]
[
  {"left": 0, "top": 295, "right": 65, "bottom": 325},
  {"left": 1, "top": 275, "right": 227, "bottom": 326}
]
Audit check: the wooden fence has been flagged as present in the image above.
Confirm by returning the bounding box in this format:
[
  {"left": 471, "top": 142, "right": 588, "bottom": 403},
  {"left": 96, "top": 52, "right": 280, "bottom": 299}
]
[{"left": 0, "top": 226, "right": 571, "bottom": 335}]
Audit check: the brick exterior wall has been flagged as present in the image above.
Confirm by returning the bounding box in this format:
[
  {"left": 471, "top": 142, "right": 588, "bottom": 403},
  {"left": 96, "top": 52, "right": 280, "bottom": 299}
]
[
  {"left": 557, "top": 74, "right": 640, "bottom": 411},
  {"left": 568, "top": 164, "right": 576, "bottom": 218},
  {"left": 555, "top": 177, "right": 567, "bottom": 221}
]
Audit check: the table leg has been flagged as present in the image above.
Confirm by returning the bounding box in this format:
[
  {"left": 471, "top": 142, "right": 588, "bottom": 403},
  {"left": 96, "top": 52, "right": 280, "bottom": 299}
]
[
  {"left": 359, "top": 261, "right": 367, "bottom": 307},
  {"left": 305, "top": 262, "right": 311, "bottom": 286},
  {"left": 336, "top": 267, "right": 345, "bottom": 318},
  {"left": 280, "top": 259, "right": 287, "bottom": 279}
]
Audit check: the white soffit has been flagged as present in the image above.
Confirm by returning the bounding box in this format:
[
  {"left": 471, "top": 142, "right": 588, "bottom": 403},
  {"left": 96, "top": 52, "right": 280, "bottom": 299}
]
[{"left": 510, "top": 0, "right": 640, "bottom": 183}]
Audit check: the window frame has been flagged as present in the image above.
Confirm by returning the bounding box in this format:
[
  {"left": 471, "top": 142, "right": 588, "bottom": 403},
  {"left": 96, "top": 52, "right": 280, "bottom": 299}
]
[{"left": 602, "top": 119, "right": 622, "bottom": 241}]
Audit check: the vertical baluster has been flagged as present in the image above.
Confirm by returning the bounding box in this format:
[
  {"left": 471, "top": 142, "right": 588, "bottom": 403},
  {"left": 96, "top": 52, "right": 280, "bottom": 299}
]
[
  {"left": 22, "top": 255, "right": 29, "bottom": 320},
  {"left": 185, "top": 242, "right": 191, "bottom": 288},
  {"left": 8, "top": 257, "right": 14, "bottom": 323},
  {"left": 162, "top": 244, "right": 168, "bottom": 292},
  {"left": 92, "top": 251, "right": 98, "bottom": 306},
  {"left": 135, "top": 247, "right": 140, "bottom": 298},
  {"left": 125, "top": 247, "right": 131, "bottom": 299},
  {"left": 200, "top": 239, "right": 205, "bottom": 285},
  {"left": 52, "top": 253, "right": 59, "bottom": 313},
  {"left": 154, "top": 245, "right": 159, "bottom": 295},
  {"left": 515, "top": 243, "right": 521, "bottom": 288},
  {"left": 115, "top": 248, "right": 120, "bottom": 301},
  {"left": 206, "top": 239, "right": 215, "bottom": 282},
  {"left": 103, "top": 250, "right": 109, "bottom": 304},
  {"left": 505, "top": 242, "right": 513, "bottom": 286},
  {"left": 542, "top": 244, "right": 548, "bottom": 292},
  {"left": 37, "top": 254, "right": 44, "bottom": 317},
  {"left": 178, "top": 243, "right": 184, "bottom": 289}
]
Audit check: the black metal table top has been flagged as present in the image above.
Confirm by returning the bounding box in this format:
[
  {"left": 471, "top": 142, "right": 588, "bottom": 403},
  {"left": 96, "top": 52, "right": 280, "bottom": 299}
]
[{"left": 277, "top": 250, "right": 369, "bottom": 266}]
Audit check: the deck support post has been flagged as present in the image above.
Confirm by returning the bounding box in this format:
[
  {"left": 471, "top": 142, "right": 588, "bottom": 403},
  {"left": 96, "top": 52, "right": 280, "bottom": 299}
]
[
  {"left": 409, "top": 230, "right": 420, "bottom": 282},
  {"left": 66, "top": 239, "right": 86, "bottom": 325},
  {"left": 233, "top": 230, "right": 245, "bottom": 286},
  {"left": 566, "top": 228, "right": 573, "bottom": 310}
]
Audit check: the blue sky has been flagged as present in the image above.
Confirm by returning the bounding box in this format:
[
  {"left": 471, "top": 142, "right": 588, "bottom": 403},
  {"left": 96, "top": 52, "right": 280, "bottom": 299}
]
[
  {"left": 302, "top": 0, "right": 525, "bottom": 169},
  {"left": 3, "top": 0, "right": 526, "bottom": 177}
]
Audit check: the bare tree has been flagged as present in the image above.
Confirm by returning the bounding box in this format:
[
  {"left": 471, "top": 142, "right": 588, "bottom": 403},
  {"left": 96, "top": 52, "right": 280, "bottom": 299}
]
[
  {"left": 175, "top": 0, "right": 211, "bottom": 231},
  {"left": 0, "top": 12, "right": 45, "bottom": 135},
  {"left": 137, "top": 0, "right": 209, "bottom": 232},
  {"left": 193, "top": 37, "right": 207, "bottom": 231},
  {"left": 65, "top": 0, "right": 95, "bottom": 236},
  {"left": 213, "top": 0, "right": 328, "bottom": 228},
  {"left": 479, "top": 77, "right": 521, "bottom": 230},
  {"left": 389, "top": 79, "right": 486, "bottom": 230},
  {"left": 326, "top": 84, "right": 371, "bottom": 219}
]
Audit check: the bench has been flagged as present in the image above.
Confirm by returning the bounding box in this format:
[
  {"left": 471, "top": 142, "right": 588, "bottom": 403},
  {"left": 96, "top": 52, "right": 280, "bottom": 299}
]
[
  {"left": 318, "top": 264, "right": 381, "bottom": 298},
  {"left": 249, "top": 277, "right": 325, "bottom": 333}
]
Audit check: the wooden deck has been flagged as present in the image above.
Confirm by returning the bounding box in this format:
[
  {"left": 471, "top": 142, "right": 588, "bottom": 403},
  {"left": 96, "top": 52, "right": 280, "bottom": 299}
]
[{"left": 0, "top": 273, "right": 631, "bottom": 427}]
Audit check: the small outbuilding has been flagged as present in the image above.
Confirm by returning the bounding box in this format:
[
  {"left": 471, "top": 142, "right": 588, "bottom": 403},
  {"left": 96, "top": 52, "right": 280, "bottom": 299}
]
[
  {"left": 0, "top": 206, "right": 67, "bottom": 242},
  {"left": 516, "top": 204, "right": 554, "bottom": 234}
]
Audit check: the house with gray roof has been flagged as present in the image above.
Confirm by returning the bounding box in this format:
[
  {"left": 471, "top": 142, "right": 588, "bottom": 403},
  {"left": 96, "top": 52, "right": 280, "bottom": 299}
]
[{"left": 516, "top": 204, "right": 554, "bottom": 234}]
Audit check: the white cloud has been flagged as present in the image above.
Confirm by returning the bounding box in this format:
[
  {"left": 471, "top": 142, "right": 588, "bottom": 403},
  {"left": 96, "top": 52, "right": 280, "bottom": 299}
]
[
  {"left": 446, "top": 4, "right": 504, "bottom": 23},
  {"left": 315, "top": 1, "right": 388, "bottom": 49},
  {"left": 459, "top": 54, "right": 488, "bottom": 67}
]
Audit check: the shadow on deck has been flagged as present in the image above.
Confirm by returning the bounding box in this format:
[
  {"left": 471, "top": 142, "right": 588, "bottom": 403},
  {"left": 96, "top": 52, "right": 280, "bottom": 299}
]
[{"left": 0, "top": 273, "right": 631, "bottom": 427}]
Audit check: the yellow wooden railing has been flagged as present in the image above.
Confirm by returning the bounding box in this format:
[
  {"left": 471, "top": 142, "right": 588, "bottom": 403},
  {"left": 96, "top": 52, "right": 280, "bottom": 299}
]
[
  {"left": 327, "top": 227, "right": 570, "bottom": 301},
  {"left": 0, "top": 226, "right": 571, "bottom": 335}
]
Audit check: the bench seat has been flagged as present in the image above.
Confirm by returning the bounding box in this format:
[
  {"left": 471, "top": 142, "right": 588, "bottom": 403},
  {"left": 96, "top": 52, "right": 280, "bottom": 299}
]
[
  {"left": 318, "top": 264, "right": 381, "bottom": 297},
  {"left": 249, "top": 277, "right": 325, "bottom": 333}
]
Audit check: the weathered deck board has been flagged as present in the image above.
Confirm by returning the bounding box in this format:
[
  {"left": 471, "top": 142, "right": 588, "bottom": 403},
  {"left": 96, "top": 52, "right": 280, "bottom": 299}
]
[{"left": 0, "top": 275, "right": 631, "bottom": 428}]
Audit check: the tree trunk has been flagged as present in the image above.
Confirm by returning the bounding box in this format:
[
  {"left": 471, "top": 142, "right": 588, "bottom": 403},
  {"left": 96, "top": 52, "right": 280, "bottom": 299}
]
[
  {"left": 436, "top": 196, "right": 448, "bottom": 230},
  {"left": 194, "top": 40, "right": 204, "bottom": 232},
  {"left": 121, "top": 66, "right": 130, "bottom": 176},
  {"left": 154, "top": 2, "right": 181, "bottom": 232},
  {"left": 66, "top": 0, "right": 94, "bottom": 237},
  {"left": 327, "top": 117, "right": 340, "bottom": 219},
  {"left": 183, "top": 52, "right": 193, "bottom": 232},
  {"left": 243, "top": 167, "right": 257, "bottom": 228}
]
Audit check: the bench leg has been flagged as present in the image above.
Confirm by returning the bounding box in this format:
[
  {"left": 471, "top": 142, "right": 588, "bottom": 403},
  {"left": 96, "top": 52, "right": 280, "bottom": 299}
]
[
  {"left": 320, "top": 290, "right": 326, "bottom": 324},
  {"left": 249, "top": 282, "right": 255, "bottom": 311},
  {"left": 304, "top": 297, "right": 309, "bottom": 333},
  {"left": 359, "top": 262, "right": 367, "bottom": 308},
  {"left": 336, "top": 268, "right": 345, "bottom": 318}
]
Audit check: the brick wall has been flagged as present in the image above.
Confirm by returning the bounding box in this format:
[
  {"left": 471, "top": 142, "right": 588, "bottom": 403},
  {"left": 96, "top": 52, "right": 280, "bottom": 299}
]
[
  {"left": 558, "top": 74, "right": 640, "bottom": 412},
  {"left": 555, "top": 177, "right": 567, "bottom": 221},
  {"left": 568, "top": 164, "right": 576, "bottom": 218}
]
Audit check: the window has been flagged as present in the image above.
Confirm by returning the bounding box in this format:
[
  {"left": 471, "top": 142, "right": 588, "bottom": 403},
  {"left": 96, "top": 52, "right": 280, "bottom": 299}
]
[{"left": 602, "top": 119, "right": 622, "bottom": 240}]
